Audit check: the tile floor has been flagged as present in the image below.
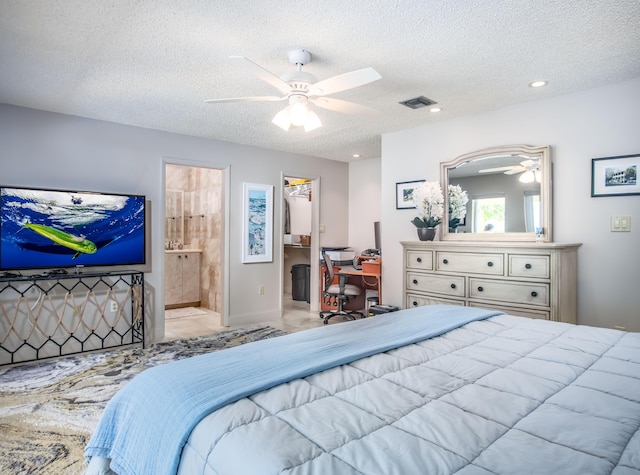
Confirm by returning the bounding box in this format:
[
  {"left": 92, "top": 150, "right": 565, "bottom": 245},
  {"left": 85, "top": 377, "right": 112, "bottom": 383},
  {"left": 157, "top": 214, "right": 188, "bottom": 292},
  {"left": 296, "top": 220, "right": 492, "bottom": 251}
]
[{"left": 164, "top": 295, "right": 359, "bottom": 341}]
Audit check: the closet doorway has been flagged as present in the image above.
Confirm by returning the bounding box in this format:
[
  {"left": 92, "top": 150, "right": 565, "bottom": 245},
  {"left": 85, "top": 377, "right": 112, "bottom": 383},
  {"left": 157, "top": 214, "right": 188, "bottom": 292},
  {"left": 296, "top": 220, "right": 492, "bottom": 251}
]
[
  {"left": 164, "top": 162, "right": 228, "bottom": 336},
  {"left": 282, "top": 176, "right": 319, "bottom": 312}
]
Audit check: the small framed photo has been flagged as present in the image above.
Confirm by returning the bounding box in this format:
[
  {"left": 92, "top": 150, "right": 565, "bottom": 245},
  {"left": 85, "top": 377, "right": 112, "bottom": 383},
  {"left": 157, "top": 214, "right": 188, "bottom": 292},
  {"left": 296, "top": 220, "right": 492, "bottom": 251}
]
[
  {"left": 396, "top": 180, "right": 424, "bottom": 209},
  {"left": 591, "top": 154, "right": 639, "bottom": 197},
  {"left": 242, "top": 183, "right": 273, "bottom": 263}
]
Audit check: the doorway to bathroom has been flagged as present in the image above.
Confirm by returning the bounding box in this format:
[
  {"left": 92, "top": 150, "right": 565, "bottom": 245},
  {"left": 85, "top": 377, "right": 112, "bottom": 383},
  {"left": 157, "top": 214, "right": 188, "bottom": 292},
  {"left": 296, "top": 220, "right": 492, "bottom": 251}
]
[{"left": 164, "top": 162, "right": 226, "bottom": 338}]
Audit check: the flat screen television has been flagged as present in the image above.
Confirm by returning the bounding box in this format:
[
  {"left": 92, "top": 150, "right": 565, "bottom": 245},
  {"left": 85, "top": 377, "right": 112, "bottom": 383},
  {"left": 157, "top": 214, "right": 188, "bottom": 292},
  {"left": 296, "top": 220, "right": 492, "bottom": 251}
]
[{"left": 0, "top": 186, "right": 145, "bottom": 271}]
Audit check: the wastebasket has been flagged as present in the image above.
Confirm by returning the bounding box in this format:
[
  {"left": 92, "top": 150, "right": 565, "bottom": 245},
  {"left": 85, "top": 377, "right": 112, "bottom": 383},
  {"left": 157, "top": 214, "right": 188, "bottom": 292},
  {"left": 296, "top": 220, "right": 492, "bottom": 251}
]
[{"left": 291, "top": 263, "right": 311, "bottom": 302}]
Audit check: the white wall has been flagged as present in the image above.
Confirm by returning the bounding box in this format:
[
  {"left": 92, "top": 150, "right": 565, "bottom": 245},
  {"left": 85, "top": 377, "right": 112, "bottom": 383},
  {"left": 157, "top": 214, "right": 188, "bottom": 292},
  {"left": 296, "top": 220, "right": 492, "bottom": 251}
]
[
  {"left": 381, "top": 77, "right": 640, "bottom": 331},
  {"left": 1, "top": 105, "right": 350, "bottom": 342},
  {"left": 349, "top": 157, "right": 381, "bottom": 254}
]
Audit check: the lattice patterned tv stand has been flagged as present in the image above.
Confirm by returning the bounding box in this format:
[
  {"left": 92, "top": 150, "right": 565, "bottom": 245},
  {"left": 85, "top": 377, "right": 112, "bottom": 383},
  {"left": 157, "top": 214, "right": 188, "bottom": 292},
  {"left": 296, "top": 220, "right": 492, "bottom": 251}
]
[{"left": 0, "top": 270, "right": 144, "bottom": 366}]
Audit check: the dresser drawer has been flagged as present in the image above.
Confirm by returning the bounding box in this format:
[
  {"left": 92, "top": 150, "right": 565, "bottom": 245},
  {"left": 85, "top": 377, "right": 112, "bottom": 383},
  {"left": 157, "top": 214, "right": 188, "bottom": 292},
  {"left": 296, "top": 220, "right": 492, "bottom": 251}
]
[
  {"left": 436, "top": 252, "right": 504, "bottom": 276},
  {"left": 469, "top": 278, "right": 549, "bottom": 307},
  {"left": 406, "top": 293, "right": 465, "bottom": 309},
  {"left": 472, "top": 303, "right": 550, "bottom": 320},
  {"left": 406, "top": 250, "right": 433, "bottom": 270},
  {"left": 407, "top": 272, "right": 465, "bottom": 297},
  {"left": 509, "top": 254, "right": 550, "bottom": 279}
]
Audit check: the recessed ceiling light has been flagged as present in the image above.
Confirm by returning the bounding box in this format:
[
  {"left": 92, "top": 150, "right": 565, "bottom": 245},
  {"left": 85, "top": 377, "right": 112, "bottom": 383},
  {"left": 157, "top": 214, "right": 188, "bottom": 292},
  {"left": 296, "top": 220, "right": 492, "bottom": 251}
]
[
  {"left": 529, "top": 80, "right": 548, "bottom": 88},
  {"left": 429, "top": 107, "right": 443, "bottom": 113},
  {"left": 352, "top": 154, "right": 361, "bottom": 158}
]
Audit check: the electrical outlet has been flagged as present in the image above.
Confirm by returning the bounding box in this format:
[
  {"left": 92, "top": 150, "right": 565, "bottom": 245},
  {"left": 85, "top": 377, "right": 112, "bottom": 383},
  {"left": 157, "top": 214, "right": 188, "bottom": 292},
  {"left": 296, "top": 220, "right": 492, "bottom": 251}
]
[
  {"left": 258, "top": 285, "right": 265, "bottom": 295},
  {"left": 110, "top": 301, "right": 118, "bottom": 312}
]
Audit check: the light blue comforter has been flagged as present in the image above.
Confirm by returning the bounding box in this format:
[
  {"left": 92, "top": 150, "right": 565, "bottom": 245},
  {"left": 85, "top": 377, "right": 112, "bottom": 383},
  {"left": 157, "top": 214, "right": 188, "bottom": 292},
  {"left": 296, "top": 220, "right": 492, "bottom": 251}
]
[{"left": 85, "top": 305, "right": 501, "bottom": 475}]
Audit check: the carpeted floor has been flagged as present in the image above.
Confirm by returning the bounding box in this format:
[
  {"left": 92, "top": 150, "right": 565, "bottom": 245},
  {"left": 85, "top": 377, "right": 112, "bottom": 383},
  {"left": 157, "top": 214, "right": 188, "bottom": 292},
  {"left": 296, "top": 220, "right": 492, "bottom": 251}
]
[{"left": 0, "top": 325, "right": 286, "bottom": 475}]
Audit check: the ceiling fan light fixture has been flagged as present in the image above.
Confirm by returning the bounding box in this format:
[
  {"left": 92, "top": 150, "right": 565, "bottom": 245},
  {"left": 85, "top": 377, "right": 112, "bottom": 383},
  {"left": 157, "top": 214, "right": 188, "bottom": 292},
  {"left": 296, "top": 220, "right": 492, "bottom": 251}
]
[
  {"left": 272, "top": 100, "right": 322, "bottom": 132},
  {"left": 519, "top": 170, "right": 535, "bottom": 183},
  {"left": 290, "top": 100, "right": 309, "bottom": 126},
  {"left": 303, "top": 110, "right": 322, "bottom": 132},
  {"left": 272, "top": 106, "right": 292, "bottom": 131}
]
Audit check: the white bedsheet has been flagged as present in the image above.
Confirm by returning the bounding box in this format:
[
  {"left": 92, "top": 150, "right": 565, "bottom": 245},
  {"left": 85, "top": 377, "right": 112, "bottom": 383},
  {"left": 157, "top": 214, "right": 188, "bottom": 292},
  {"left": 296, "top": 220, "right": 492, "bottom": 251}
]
[{"left": 178, "top": 315, "right": 640, "bottom": 474}]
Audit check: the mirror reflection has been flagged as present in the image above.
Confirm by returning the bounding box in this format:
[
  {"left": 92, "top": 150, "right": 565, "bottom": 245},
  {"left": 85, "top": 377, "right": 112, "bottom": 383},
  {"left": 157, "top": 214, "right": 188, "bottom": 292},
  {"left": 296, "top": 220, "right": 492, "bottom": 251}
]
[
  {"left": 440, "top": 145, "right": 551, "bottom": 242},
  {"left": 165, "top": 188, "right": 184, "bottom": 247}
]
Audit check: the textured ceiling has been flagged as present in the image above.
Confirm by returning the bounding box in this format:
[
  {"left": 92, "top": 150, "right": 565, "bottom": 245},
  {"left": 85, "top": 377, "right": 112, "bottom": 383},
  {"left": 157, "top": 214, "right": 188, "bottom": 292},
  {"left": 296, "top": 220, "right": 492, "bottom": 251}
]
[{"left": 1, "top": 1, "right": 639, "bottom": 162}]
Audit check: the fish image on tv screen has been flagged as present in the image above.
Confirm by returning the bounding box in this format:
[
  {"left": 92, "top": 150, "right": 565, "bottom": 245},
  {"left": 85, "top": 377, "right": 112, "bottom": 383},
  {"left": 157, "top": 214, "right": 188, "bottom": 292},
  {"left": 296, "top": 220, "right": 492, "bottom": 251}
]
[{"left": 0, "top": 186, "right": 145, "bottom": 271}]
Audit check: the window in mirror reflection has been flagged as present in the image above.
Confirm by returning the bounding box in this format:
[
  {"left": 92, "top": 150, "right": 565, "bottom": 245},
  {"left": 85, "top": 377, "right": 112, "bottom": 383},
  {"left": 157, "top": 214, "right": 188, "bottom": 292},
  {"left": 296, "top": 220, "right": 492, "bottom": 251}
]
[
  {"left": 472, "top": 195, "right": 505, "bottom": 233},
  {"left": 524, "top": 191, "right": 541, "bottom": 233}
]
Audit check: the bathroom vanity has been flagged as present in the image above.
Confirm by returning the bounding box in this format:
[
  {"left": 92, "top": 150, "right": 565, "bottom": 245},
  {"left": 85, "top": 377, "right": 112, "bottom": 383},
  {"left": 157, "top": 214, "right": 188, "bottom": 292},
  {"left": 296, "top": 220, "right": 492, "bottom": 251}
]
[{"left": 164, "top": 250, "right": 201, "bottom": 308}]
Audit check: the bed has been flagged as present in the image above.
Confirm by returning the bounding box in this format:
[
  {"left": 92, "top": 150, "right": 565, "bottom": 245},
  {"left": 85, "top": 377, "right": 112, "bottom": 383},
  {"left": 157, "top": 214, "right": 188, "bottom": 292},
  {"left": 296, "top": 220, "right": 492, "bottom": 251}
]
[{"left": 85, "top": 305, "right": 640, "bottom": 475}]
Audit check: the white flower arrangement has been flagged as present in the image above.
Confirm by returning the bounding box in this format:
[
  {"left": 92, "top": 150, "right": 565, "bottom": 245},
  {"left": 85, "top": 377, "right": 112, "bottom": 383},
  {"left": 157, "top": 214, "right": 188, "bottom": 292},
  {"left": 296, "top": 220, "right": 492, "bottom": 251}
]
[
  {"left": 411, "top": 181, "right": 444, "bottom": 228},
  {"left": 448, "top": 184, "right": 469, "bottom": 228}
]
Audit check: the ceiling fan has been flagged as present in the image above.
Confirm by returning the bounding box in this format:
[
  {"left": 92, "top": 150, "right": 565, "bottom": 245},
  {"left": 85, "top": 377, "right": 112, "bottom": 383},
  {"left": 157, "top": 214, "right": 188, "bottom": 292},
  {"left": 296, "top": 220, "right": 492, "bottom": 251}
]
[
  {"left": 205, "top": 49, "right": 381, "bottom": 132},
  {"left": 479, "top": 159, "right": 541, "bottom": 183}
]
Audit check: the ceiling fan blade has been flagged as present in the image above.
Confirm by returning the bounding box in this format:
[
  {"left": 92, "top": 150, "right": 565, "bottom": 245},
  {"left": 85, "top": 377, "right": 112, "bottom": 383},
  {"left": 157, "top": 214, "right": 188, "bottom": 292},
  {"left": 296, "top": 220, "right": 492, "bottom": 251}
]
[
  {"left": 504, "top": 167, "right": 526, "bottom": 175},
  {"left": 308, "top": 67, "right": 381, "bottom": 96},
  {"left": 205, "top": 95, "right": 286, "bottom": 104},
  {"left": 229, "top": 56, "right": 291, "bottom": 95},
  {"left": 479, "top": 166, "right": 516, "bottom": 174},
  {"left": 311, "top": 97, "right": 378, "bottom": 117}
]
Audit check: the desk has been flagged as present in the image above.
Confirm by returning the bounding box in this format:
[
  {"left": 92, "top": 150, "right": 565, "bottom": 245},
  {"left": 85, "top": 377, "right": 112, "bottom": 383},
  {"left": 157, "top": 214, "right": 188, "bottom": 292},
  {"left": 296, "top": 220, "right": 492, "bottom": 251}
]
[{"left": 320, "top": 257, "right": 382, "bottom": 312}]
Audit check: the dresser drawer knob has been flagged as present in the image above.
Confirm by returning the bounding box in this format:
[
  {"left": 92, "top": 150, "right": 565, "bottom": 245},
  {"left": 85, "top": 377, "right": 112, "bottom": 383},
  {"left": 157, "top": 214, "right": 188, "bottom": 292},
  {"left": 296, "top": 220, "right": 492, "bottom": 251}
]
[
  {"left": 487, "top": 261, "right": 493, "bottom": 267},
  {"left": 525, "top": 263, "right": 532, "bottom": 269},
  {"left": 531, "top": 291, "right": 538, "bottom": 297},
  {"left": 412, "top": 279, "right": 418, "bottom": 285},
  {"left": 412, "top": 301, "right": 418, "bottom": 306},
  {"left": 416, "top": 257, "right": 422, "bottom": 263},
  {"left": 477, "top": 286, "right": 484, "bottom": 292},
  {"left": 442, "top": 259, "right": 449, "bottom": 264},
  {"left": 450, "top": 283, "right": 456, "bottom": 289}
]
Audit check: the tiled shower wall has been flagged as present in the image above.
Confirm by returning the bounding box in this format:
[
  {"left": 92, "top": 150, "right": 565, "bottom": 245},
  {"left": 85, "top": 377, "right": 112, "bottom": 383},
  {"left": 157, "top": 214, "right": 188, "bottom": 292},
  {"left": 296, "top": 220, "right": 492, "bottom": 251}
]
[{"left": 166, "top": 164, "right": 222, "bottom": 312}]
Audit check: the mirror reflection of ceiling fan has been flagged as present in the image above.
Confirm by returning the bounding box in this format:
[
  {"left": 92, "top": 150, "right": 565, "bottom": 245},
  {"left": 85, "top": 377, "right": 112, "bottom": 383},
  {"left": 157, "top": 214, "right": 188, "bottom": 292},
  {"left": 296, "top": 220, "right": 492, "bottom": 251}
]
[
  {"left": 205, "top": 49, "right": 381, "bottom": 132},
  {"left": 479, "top": 159, "right": 541, "bottom": 183}
]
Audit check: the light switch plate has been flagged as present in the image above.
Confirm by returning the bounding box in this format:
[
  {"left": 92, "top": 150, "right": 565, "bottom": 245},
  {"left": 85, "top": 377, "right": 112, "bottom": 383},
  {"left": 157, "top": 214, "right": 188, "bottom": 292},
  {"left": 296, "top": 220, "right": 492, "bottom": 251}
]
[{"left": 611, "top": 216, "right": 631, "bottom": 232}]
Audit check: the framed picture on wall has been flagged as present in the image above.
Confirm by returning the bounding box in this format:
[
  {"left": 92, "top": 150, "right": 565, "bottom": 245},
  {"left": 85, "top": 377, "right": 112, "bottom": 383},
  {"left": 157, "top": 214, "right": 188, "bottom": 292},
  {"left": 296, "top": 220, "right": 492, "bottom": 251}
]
[
  {"left": 242, "top": 183, "right": 273, "bottom": 263},
  {"left": 591, "top": 154, "right": 640, "bottom": 197},
  {"left": 396, "top": 180, "right": 424, "bottom": 209}
]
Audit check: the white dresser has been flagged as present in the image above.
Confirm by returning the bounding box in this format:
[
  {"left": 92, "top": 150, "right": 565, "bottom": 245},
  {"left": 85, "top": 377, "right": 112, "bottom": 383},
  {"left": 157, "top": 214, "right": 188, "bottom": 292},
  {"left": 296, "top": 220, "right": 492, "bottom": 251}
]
[{"left": 401, "top": 241, "right": 581, "bottom": 323}]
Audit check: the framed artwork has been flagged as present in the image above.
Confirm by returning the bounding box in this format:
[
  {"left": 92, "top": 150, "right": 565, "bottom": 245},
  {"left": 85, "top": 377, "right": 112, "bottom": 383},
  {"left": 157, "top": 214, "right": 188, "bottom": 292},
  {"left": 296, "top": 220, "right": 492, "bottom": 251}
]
[
  {"left": 591, "top": 154, "right": 640, "bottom": 197},
  {"left": 396, "top": 180, "right": 424, "bottom": 209},
  {"left": 242, "top": 183, "right": 273, "bottom": 263}
]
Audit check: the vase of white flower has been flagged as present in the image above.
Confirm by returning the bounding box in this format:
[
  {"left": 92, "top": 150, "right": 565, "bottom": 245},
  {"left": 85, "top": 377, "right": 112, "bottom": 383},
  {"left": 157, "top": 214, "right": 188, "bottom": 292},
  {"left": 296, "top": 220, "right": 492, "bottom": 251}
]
[
  {"left": 411, "top": 181, "right": 443, "bottom": 241},
  {"left": 448, "top": 184, "right": 469, "bottom": 232}
]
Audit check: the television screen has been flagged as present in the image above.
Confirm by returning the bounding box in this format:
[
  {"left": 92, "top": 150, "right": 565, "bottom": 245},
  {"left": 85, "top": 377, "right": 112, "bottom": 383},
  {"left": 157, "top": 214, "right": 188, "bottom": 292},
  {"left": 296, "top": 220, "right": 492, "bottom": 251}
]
[{"left": 0, "top": 186, "right": 145, "bottom": 271}]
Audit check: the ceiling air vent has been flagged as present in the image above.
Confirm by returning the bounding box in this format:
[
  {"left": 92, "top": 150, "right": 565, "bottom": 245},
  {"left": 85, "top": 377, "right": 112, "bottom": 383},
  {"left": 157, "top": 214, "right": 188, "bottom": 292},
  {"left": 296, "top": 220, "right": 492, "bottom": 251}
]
[{"left": 399, "top": 96, "right": 437, "bottom": 109}]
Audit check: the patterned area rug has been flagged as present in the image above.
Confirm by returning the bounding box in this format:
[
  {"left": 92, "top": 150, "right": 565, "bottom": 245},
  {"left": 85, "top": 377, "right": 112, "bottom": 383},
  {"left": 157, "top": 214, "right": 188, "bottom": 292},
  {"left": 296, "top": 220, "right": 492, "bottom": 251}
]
[{"left": 0, "top": 325, "right": 286, "bottom": 475}]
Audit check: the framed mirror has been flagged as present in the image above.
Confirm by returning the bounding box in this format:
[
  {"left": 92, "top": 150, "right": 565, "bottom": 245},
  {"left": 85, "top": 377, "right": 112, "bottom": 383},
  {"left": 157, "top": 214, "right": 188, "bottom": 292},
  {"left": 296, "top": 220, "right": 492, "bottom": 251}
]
[{"left": 440, "top": 144, "right": 552, "bottom": 242}]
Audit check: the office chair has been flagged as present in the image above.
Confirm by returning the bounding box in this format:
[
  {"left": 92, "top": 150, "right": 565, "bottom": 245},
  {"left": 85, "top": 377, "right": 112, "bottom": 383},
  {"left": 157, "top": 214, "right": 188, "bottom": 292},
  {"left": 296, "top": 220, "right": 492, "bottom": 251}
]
[{"left": 320, "top": 252, "right": 365, "bottom": 324}]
